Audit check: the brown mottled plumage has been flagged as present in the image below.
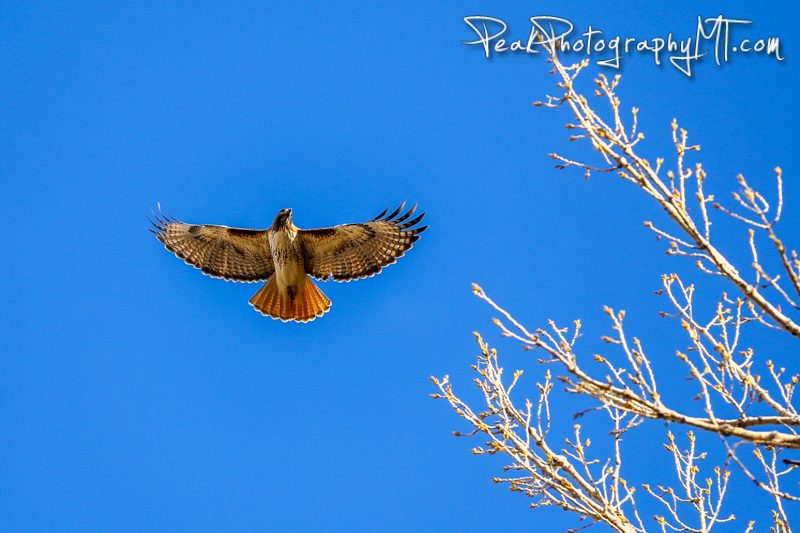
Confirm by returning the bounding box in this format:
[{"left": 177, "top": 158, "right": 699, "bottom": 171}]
[{"left": 149, "top": 203, "right": 427, "bottom": 322}]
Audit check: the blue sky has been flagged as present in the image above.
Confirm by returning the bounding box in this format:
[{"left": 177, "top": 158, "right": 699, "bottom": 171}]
[{"left": 1, "top": 1, "right": 797, "bottom": 531}]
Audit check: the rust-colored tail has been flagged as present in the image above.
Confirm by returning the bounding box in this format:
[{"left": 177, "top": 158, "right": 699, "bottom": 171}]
[{"left": 249, "top": 274, "right": 331, "bottom": 322}]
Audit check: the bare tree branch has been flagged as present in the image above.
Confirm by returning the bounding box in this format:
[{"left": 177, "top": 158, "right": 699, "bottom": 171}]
[{"left": 434, "top": 38, "right": 799, "bottom": 532}]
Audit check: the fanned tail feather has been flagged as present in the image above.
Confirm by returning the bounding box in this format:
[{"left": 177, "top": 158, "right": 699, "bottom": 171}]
[{"left": 249, "top": 275, "right": 331, "bottom": 322}]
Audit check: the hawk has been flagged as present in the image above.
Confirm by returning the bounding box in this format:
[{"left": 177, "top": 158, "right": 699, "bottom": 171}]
[{"left": 149, "top": 203, "right": 428, "bottom": 322}]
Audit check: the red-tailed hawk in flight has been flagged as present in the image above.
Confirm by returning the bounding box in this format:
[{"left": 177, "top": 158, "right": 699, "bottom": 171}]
[{"left": 150, "top": 203, "right": 427, "bottom": 322}]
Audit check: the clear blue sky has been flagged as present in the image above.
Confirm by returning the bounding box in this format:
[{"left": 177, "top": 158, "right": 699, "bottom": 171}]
[{"left": 1, "top": 1, "right": 797, "bottom": 530}]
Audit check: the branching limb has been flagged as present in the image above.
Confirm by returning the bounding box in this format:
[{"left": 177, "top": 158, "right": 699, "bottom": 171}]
[{"left": 435, "top": 35, "right": 799, "bottom": 532}]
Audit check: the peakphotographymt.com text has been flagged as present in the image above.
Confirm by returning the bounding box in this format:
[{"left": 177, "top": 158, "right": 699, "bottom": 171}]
[{"left": 462, "top": 15, "right": 784, "bottom": 76}]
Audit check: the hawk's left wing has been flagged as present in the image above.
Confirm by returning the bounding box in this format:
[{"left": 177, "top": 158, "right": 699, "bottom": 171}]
[
  {"left": 299, "top": 202, "right": 428, "bottom": 282},
  {"left": 150, "top": 208, "right": 275, "bottom": 282}
]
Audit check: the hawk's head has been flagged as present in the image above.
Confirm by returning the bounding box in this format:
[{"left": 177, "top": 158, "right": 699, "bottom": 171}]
[{"left": 272, "top": 208, "right": 293, "bottom": 231}]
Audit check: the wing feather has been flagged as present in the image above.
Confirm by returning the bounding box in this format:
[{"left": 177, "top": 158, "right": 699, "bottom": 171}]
[
  {"left": 150, "top": 208, "right": 275, "bottom": 282},
  {"left": 299, "top": 203, "right": 428, "bottom": 282}
]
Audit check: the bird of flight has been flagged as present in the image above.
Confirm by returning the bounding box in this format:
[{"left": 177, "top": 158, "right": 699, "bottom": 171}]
[{"left": 150, "top": 203, "right": 428, "bottom": 322}]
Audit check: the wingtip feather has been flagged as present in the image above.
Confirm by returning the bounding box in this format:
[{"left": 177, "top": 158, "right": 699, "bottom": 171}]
[
  {"left": 370, "top": 206, "right": 391, "bottom": 222},
  {"left": 382, "top": 201, "right": 406, "bottom": 222}
]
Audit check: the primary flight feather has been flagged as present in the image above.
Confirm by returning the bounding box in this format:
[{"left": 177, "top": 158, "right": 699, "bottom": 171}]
[{"left": 149, "top": 203, "right": 428, "bottom": 322}]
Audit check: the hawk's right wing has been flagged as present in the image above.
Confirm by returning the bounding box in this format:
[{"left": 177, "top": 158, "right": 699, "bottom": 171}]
[{"left": 150, "top": 208, "right": 275, "bottom": 282}]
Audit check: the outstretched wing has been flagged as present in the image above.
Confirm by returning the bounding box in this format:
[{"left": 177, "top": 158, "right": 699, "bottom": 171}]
[
  {"left": 299, "top": 202, "right": 428, "bottom": 282},
  {"left": 149, "top": 208, "right": 275, "bottom": 282}
]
